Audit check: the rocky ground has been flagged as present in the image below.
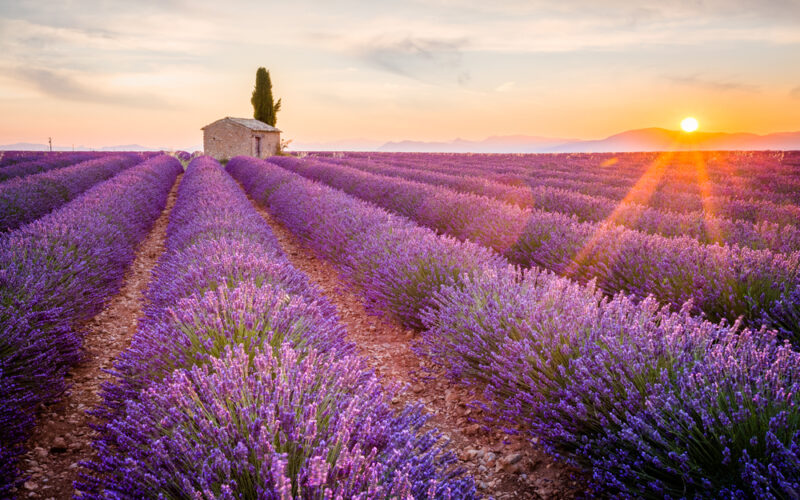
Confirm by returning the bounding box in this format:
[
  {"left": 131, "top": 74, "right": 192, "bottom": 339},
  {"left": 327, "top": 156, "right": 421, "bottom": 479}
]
[
  {"left": 14, "top": 173, "right": 589, "bottom": 499},
  {"left": 249, "top": 200, "right": 589, "bottom": 499},
  {"left": 16, "top": 176, "right": 181, "bottom": 500}
]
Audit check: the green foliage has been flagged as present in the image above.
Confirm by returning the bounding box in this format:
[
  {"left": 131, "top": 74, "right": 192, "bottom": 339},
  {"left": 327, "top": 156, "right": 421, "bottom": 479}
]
[
  {"left": 277, "top": 138, "right": 293, "bottom": 156},
  {"left": 251, "top": 67, "right": 281, "bottom": 126}
]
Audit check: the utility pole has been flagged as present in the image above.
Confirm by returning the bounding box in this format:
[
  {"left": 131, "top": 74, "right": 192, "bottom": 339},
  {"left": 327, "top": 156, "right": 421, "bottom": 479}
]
[{"left": 48, "top": 137, "right": 52, "bottom": 152}]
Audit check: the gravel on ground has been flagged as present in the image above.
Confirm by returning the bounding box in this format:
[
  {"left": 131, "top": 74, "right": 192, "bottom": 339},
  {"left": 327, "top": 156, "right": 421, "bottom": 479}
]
[
  {"left": 247, "top": 195, "right": 588, "bottom": 499},
  {"left": 17, "top": 175, "right": 182, "bottom": 500}
]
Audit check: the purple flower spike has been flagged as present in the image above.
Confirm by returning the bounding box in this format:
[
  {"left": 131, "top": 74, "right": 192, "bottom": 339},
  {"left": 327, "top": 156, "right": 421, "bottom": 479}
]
[{"left": 80, "top": 156, "right": 475, "bottom": 499}]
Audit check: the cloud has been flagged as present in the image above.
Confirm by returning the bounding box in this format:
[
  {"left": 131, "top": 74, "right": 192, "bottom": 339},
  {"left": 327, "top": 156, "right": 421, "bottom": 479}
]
[
  {"left": 0, "top": 16, "right": 217, "bottom": 75},
  {"left": 791, "top": 86, "right": 800, "bottom": 99},
  {"left": 495, "top": 81, "right": 515, "bottom": 92},
  {"left": 666, "top": 74, "right": 760, "bottom": 93},
  {"left": 9, "top": 67, "right": 172, "bottom": 108},
  {"left": 354, "top": 35, "right": 471, "bottom": 84},
  {"left": 417, "top": 0, "right": 800, "bottom": 22}
]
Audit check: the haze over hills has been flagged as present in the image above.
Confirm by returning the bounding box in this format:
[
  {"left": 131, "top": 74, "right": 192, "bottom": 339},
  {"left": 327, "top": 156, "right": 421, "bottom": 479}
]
[
  {"left": 548, "top": 128, "right": 800, "bottom": 153},
  {"left": 4, "top": 129, "right": 800, "bottom": 154},
  {"left": 377, "top": 135, "right": 576, "bottom": 153},
  {"left": 376, "top": 128, "right": 800, "bottom": 153}
]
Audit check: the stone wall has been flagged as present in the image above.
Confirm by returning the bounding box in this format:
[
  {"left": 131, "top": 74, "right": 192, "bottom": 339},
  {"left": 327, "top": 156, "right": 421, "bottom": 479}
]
[
  {"left": 203, "top": 120, "right": 280, "bottom": 160},
  {"left": 259, "top": 133, "right": 280, "bottom": 158}
]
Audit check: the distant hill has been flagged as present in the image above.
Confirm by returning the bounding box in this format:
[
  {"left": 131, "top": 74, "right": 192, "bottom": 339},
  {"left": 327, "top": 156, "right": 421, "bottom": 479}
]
[
  {"left": 376, "top": 128, "right": 800, "bottom": 153},
  {"left": 6, "top": 129, "right": 800, "bottom": 154},
  {"left": 379, "top": 135, "right": 575, "bottom": 153},
  {"left": 546, "top": 128, "right": 800, "bottom": 153}
]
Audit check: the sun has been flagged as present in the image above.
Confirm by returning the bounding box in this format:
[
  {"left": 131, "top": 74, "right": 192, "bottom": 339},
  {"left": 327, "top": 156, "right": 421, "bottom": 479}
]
[{"left": 681, "top": 117, "right": 699, "bottom": 133}]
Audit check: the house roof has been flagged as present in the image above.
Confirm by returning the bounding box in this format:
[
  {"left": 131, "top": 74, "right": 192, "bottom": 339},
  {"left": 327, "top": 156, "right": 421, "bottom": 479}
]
[{"left": 202, "top": 117, "right": 282, "bottom": 133}]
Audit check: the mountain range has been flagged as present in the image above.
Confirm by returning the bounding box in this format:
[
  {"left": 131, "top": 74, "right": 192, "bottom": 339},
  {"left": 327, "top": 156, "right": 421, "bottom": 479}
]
[
  {"left": 4, "top": 128, "right": 800, "bottom": 154},
  {"left": 377, "top": 128, "right": 800, "bottom": 153}
]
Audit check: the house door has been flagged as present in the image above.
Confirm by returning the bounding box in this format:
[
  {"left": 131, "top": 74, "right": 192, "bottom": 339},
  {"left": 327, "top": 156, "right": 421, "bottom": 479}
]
[{"left": 254, "top": 136, "right": 262, "bottom": 157}]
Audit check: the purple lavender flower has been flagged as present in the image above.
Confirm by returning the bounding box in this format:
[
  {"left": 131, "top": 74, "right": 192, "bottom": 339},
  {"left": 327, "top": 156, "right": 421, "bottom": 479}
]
[
  {"left": 82, "top": 156, "right": 475, "bottom": 498},
  {"left": 0, "top": 154, "right": 181, "bottom": 493},
  {"left": 313, "top": 154, "right": 800, "bottom": 253},
  {"left": 0, "top": 153, "right": 146, "bottom": 231},
  {"left": 229, "top": 155, "right": 800, "bottom": 498},
  {"left": 82, "top": 344, "right": 473, "bottom": 499},
  {"left": 266, "top": 155, "right": 800, "bottom": 340},
  {"left": 0, "top": 151, "right": 108, "bottom": 181}
]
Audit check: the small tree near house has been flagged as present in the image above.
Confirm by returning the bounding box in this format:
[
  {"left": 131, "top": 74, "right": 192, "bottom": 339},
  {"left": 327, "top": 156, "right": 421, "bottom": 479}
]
[{"left": 251, "top": 67, "right": 281, "bottom": 126}]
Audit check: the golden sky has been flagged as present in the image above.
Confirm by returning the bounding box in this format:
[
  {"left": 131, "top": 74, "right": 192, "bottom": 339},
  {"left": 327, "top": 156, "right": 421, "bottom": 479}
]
[{"left": 1, "top": 0, "right": 799, "bottom": 149}]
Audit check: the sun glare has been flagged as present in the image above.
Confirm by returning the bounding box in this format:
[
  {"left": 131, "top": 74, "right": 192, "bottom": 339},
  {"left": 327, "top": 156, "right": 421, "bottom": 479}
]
[{"left": 681, "top": 117, "right": 699, "bottom": 133}]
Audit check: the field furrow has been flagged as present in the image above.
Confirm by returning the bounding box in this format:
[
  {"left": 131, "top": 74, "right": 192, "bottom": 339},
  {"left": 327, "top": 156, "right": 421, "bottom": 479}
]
[
  {"left": 228, "top": 155, "right": 800, "bottom": 498},
  {"left": 332, "top": 151, "right": 800, "bottom": 206},
  {"left": 18, "top": 173, "right": 181, "bottom": 499},
  {"left": 269, "top": 155, "right": 800, "bottom": 341},
  {"left": 0, "top": 152, "right": 108, "bottom": 182},
  {"left": 0, "top": 155, "right": 182, "bottom": 494},
  {"left": 79, "top": 157, "right": 475, "bottom": 499},
  {"left": 245, "top": 189, "right": 586, "bottom": 499},
  {"left": 0, "top": 154, "right": 147, "bottom": 232},
  {"left": 316, "top": 155, "right": 800, "bottom": 252}
]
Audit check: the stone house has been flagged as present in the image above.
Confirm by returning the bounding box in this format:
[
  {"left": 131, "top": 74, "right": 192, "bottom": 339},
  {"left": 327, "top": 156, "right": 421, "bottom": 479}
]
[{"left": 201, "top": 117, "right": 281, "bottom": 160}]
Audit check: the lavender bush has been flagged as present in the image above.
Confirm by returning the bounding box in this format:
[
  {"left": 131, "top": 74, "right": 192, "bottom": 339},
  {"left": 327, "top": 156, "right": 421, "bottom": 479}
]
[
  {"left": 87, "top": 344, "right": 472, "bottom": 499},
  {"left": 93, "top": 156, "right": 341, "bottom": 418},
  {"left": 230, "top": 156, "right": 800, "bottom": 498},
  {"left": 170, "top": 150, "right": 203, "bottom": 167},
  {"left": 269, "top": 156, "right": 800, "bottom": 339},
  {"left": 320, "top": 155, "right": 800, "bottom": 253},
  {"left": 102, "top": 280, "right": 351, "bottom": 418},
  {"left": 0, "top": 154, "right": 181, "bottom": 494},
  {"left": 333, "top": 151, "right": 800, "bottom": 211},
  {"left": 0, "top": 151, "right": 43, "bottom": 168},
  {"left": 0, "top": 151, "right": 105, "bottom": 181},
  {"left": 424, "top": 269, "right": 800, "bottom": 497},
  {"left": 229, "top": 156, "right": 507, "bottom": 330},
  {"left": 81, "top": 156, "right": 475, "bottom": 498},
  {"left": 0, "top": 153, "right": 144, "bottom": 231}
]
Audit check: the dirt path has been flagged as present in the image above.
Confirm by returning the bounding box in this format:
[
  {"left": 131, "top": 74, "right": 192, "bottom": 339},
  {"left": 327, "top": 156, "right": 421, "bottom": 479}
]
[
  {"left": 17, "top": 175, "right": 181, "bottom": 500},
  {"left": 247, "top": 198, "right": 587, "bottom": 499}
]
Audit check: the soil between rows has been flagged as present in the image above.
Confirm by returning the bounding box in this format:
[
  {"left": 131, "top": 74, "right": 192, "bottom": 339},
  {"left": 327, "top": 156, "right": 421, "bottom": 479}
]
[
  {"left": 244, "top": 191, "right": 588, "bottom": 499},
  {"left": 17, "top": 175, "right": 182, "bottom": 500},
  {"left": 15, "top": 171, "right": 587, "bottom": 499}
]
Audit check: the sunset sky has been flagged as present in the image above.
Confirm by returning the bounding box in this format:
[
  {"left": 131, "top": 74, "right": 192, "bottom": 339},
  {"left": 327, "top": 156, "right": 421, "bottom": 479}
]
[{"left": 1, "top": 0, "right": 799, "bottom": 149}]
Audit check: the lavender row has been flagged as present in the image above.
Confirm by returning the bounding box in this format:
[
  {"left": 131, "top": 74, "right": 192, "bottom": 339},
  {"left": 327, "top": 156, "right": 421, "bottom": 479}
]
[
  {"left": 342, "top": 150, "right": 800, "bottom": 183},
  {"left": 335, "top": 151, "right": 800, "bottom": 214},
  {"left": 80, "top": 157, "right": 475, "bottom": 499},
  {"left": 270, "top": 156, "right": 800, "bottom": 340},
  {"left": 482, "top": 170, "right": 800, "bottom": 223},
  {"left": 318, "top": 155, "right": 800, "bottom": 253},
  {"left": 0, "top": 153, "right": 145, "bottom": 232},
  {"left": 0, "top": 155, "right": 181, "bottom": 494},
  {"left": 170, "top": 149, "right": 203, "bottom": 166},
  {"left": 0, "top": 152, "right": 108, "bottom": 182},
  {"left": 229, "top": 156, "right": 800, "bottom": 498},
  {"left": 337, "top": 151, "right": 800, "bottom": 205},
  {"left": 0, "top": 151, "right": 43, "bottom": 168},
  {"left": 325, "top": 153, "right": 800, "bottom": 227},
  {"left": 335, "top": 151, "right": 800, "bottom": 181},
  {"left": 510, "top": 172, "right": 800, "bottom": 224}
]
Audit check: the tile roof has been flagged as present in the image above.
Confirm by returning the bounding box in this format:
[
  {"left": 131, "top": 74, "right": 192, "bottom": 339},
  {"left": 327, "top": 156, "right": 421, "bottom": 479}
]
[{"left": 202, "top": 117, "right": 281, "bottom": 132}]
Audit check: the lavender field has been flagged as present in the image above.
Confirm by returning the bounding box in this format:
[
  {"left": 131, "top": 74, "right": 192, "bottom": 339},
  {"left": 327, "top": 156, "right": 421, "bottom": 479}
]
[{"left": 1, "top": 150, "right": 799, "bottom": 499}]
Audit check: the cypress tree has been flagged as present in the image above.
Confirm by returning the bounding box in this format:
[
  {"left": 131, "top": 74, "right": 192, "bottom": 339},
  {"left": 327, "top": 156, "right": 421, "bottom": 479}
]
[{"left": 251, "top": 67, "right": 281, "bottom": 126}]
